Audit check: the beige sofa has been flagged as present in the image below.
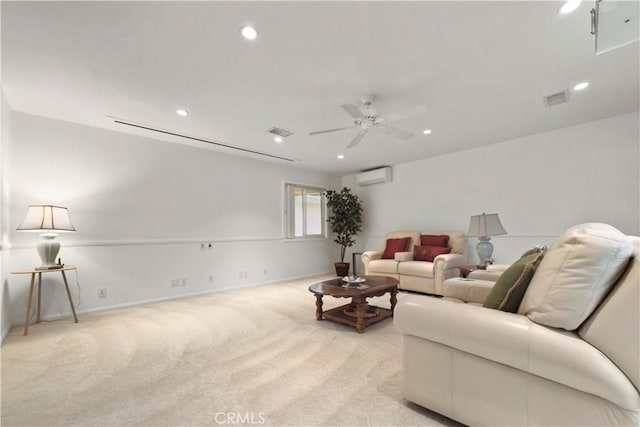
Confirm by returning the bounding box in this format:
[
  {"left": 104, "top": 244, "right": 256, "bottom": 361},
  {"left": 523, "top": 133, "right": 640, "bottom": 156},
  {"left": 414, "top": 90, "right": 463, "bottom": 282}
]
[
  {"left": 395, "top": 225, "right": 639, "bottom": 426},
  {"left": 361, "top": 231, "right": 466, "bottom": 295},
  {"left": 440, "top": 264, "right": 510, "bottom": 303}
]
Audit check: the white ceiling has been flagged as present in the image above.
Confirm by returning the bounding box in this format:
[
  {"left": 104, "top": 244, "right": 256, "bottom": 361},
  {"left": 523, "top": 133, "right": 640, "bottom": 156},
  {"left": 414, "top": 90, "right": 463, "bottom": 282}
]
[{"left": 2, "top": 1, "right": 638, "bottom": 174}]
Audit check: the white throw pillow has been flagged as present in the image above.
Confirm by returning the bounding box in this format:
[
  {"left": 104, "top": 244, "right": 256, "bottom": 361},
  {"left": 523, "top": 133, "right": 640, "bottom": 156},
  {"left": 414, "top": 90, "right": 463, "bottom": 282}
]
[{"left": 519, "top": 223, "right": 633, "bottom": 330}]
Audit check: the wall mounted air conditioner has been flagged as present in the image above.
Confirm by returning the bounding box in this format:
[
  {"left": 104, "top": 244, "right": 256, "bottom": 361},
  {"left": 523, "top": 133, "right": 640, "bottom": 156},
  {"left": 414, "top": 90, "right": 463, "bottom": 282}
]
[{"left": 357, "top": 167, "right": 392, "bottom": 186}]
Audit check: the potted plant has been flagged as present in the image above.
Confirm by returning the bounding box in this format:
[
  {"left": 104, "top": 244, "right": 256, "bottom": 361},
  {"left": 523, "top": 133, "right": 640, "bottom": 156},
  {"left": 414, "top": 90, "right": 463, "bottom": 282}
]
[{"left": 325, "top": 187, "right": 363, "bottom": 277}]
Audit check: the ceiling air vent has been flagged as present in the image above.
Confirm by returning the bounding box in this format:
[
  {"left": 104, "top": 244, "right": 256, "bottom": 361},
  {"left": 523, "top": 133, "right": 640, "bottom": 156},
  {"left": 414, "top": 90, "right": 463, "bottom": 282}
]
[
  {"left": 544, "top": 90, "right": 570, "bottom": 107},
  {"left": 268, "top": 127, "right": 294, "bottom": 138}
]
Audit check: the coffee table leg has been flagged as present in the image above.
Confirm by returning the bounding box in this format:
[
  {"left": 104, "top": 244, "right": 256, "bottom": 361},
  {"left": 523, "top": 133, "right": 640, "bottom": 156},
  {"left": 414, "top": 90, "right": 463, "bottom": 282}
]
[
  {"left": 353, "top": 296, "right": 367, "bottom": 333},
  {"left": 390, "top": 288, "right": 398, "bottom": 316},
  {"left": 314, "top": 294, "right": 323, "bottom": 320}
]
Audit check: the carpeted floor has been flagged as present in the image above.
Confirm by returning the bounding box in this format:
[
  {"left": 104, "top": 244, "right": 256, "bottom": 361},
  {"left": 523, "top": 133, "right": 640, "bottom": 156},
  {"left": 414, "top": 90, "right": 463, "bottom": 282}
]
[{"left": 1, "top": 275, "right": 462, "bottom": 427}]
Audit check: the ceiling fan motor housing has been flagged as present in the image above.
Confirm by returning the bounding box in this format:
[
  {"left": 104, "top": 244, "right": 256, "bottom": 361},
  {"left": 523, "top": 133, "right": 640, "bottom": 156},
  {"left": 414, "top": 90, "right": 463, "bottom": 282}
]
[{"left": 360, "top": 95, "right": 375, "bottom": 106}]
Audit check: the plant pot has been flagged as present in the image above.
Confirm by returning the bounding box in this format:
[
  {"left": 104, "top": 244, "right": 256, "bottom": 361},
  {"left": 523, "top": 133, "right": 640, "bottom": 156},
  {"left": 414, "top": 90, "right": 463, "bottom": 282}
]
[{"left": 334, "top": 262, "right": 350, "bottom": 277}]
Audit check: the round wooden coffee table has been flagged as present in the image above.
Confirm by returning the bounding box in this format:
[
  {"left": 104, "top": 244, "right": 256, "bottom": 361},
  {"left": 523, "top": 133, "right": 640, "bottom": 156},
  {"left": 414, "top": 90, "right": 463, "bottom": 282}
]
[{"left": 308, "top": 275, "right": 399, "bottom": 333}]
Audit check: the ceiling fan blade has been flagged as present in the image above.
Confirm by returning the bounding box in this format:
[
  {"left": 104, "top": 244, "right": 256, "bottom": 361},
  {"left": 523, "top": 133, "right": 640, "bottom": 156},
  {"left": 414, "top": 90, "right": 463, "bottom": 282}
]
[
  {"left": 347, "top": 128, "right": 368, "bottom": 148},
  {"left": 309, "top": 125, "right": 355, "bottom": 136},
  {"left": 385, "top": 104, "right": 428, "bottom": 121},
  {"left": 375, "top": 123, "right": 414, "bottom": 141},
  {"left": 341, "top": 104, "right": 365, "bottom": 119}
]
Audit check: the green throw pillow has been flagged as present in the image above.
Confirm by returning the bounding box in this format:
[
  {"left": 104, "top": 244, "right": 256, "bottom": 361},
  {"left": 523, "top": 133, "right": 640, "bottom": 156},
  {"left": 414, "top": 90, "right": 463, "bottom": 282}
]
[{"left": 483, "top": 247, "right": 546, "bottom": 312}]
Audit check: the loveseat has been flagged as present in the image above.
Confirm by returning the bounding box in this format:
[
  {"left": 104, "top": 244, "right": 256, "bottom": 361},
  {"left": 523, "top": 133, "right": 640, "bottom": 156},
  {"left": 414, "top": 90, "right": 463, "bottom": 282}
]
[
  {"left": 395, "top": 224, "right": 639, "bottom": 426},
  {"left": 361, "top": 231, "right": 466, "bottom": 295}
]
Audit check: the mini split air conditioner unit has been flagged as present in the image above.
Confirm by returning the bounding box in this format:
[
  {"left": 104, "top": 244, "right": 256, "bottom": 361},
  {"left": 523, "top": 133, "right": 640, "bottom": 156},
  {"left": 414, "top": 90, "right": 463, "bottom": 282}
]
[{"left": 356, "top": 167, "right": 392, "bottom": 186}]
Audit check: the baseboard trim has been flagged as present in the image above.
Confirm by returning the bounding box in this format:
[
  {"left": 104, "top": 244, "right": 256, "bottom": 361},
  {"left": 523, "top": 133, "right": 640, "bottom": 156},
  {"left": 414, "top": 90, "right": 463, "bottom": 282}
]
[
  {"left": 20, "top": 271, "right": 334, "bottom": 324},
  {"left": 1, "top": 321, "right": 11, "bottom": 344}
]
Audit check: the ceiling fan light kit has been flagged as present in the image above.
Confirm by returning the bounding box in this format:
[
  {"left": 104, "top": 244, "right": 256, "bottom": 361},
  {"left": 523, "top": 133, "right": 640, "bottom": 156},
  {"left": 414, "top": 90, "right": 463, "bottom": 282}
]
[{"left": 309, "top": 95, "right": 427, "bottom": 148}]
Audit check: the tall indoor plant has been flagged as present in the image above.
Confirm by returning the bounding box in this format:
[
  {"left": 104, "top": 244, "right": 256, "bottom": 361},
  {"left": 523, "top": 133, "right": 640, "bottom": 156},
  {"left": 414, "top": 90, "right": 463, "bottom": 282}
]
[{"left": 325, "top": 187, "right": 363, "bottom": 276}]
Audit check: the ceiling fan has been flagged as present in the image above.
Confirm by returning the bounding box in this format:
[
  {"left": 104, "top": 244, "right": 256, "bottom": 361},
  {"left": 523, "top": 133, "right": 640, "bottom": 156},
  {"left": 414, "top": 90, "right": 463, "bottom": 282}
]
[{"left": 309, "top": 95, "right": 427, "bottom": 148}]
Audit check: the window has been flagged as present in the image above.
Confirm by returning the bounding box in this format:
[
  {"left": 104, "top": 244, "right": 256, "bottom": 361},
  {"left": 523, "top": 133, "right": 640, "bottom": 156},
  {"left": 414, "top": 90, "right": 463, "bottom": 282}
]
[{"left": 284, "top": 183, "right": 326, "bottom": 239}]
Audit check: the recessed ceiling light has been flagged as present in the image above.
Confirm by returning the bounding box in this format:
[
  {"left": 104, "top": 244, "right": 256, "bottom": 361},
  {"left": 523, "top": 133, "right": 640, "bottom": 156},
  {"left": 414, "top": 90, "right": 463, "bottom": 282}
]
[
  {"left": 558, "top": 0, "right": 581, "bottom": 14},
  {"left": 274, "top": 136, "right": 283, "bottom": 143},
  {"left": 573, "top": 82, "right": 589, "bottom": 91},
  {"left": 176, "top": 109, "right": 188, "bottom": 116},
  {"left": 240, "top": 25, "right": 258, "bottom": 40},
  {"left": 423, "top": 129, "right": 432, "bottom": 135},
  {"left": 337, "top": 154, "right": 344, "bottom": 160}
]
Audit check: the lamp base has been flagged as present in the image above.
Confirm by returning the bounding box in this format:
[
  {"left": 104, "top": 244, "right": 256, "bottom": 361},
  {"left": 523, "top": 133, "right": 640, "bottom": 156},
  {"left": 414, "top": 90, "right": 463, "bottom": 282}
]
[
  {"left": 476, "top": 236, "right": 494, "bottom": 266},
  {"left": 36, "top": 233, "right": 61, "bottom": 269}
]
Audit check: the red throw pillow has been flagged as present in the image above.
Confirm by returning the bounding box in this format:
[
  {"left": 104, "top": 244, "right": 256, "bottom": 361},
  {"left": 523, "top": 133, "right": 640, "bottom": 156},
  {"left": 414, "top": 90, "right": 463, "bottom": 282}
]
[
  {"left": 382, "top": 237, "right": 411, "bottom": 259},
  {"left": 420, "top": 234, "right": 449, "bottom": 247},
  {"left": 414, "top": 245, "right": 451, "bottom": 262}
]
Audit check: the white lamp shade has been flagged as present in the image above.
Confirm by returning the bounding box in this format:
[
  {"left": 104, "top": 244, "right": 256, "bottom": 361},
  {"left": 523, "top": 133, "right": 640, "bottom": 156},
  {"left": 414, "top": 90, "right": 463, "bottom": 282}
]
[
  {"left": 467, "top": 213, "right": 506, "bottom": 237},
  {"left": 17, "top": 205, "right": 76, "bottom": 232}
]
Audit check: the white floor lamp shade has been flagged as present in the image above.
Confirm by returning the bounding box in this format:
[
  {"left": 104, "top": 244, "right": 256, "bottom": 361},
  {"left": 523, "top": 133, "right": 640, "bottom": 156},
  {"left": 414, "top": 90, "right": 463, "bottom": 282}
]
[
  {"left": 467, "top": 212, "right": 507, "bottom": 266},
  {"left": 17, "top": 205, "right": 76, "bottom": 269}
]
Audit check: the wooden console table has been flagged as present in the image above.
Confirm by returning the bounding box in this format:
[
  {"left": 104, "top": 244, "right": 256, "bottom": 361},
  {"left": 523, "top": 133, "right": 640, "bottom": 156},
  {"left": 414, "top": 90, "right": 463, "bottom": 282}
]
[{"left": 11, "top": 266, "right": 79, "bottom": 336}]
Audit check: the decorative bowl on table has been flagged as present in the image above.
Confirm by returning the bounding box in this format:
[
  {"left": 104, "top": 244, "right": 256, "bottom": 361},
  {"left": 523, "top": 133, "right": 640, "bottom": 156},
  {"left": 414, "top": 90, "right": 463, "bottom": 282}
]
[{"left": 342, "top": 276, "right": 366, "bottom": 284}]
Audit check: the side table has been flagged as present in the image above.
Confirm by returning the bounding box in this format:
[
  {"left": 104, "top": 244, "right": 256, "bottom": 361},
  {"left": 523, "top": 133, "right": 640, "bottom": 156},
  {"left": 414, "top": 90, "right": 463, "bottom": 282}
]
[
  {"left": 459, "top": 264, "right": 486, "bottom": 278},
  {"left": 352, "top": 252, "right": 364, "bottom": 276},
  {"left": 11, "top": 266, "right": 79, "bottom": 336}
]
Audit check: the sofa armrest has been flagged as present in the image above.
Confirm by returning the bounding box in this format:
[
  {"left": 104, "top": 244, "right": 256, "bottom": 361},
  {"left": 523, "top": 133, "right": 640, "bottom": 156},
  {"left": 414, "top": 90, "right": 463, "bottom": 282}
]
[
  {"left": 468, "top": 264, "right": 510, "bottom": 282},
  {"left": 361, "top": 251, "right": 382, "bottom": 274},
  {"left": 362, "top": 250, "right": 382, "bottom": 263},
  {"left": 433, "top": 253, "right": 465, "bottom": 269},
  {"left": 395, "top": 295, "right": 640, "bottom": 410},
  {"left": 394, "top": 251, "right": 414, "bottom": 262},
  {"left": 433, "top": 253, "right": 466, "bottom": 294}
]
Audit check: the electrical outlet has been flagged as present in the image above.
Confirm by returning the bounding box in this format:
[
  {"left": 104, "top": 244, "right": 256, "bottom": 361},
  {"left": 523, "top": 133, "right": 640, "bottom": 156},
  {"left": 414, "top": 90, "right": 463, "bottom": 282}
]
[
  {"left": 200, "top": 243, "right": 205, "bottom": 251},
  {"left": 208, "top": 275, "right": 214, "bottom": 283},
  {"left": 98, "top": 288, "right": 107, "bottom": 298},
  {"left": 170, "top": 279, "right": 180, "bottom": 288},
  {"left": 263, "top": 269, "right": 267, "bottom": 276}
]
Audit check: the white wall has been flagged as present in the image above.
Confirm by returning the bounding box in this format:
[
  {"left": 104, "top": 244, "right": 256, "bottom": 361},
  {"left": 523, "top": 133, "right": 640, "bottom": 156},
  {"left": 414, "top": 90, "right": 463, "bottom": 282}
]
[
  {"left": 344, "top": 112, "right": 640, "bottom": 265},
  {"left": 3, "top": 112, "right": 340, "bottom": 330},
  {"left": 1, "top": 90, "right": 12, "bottom": 339}
]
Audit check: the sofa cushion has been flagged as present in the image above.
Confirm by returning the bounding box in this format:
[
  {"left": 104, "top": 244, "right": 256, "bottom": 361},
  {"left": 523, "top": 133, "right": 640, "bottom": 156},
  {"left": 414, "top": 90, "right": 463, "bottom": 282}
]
[
  {"left": 423, "top": 231, "right": 466, "bottom": 255},
  {"left": 368, "top": 259, "right": 401, "bottom": 275},
  {"left": 414, "top": 245, "right": 451, "bottom": 262},
  {"left": 483, "top": 247, "right": 546, "bottom": 312},
  {"left": 382, "top": 237, "right": 411, "bottom": 259},
  {"left": 398, "top": 260, "right": 435, "bottom": 278},
  {"left": 394, "top": 251, "right": 414, "bottom": 262},
  {"left": 386, "top": 231, "right": 421, "bottom": 250},
  {"left": 519, "top": 223, "right": 633, "bottom": 331},
  {"left": 420, "top": 234, "right": 449, "bottom": 247}
]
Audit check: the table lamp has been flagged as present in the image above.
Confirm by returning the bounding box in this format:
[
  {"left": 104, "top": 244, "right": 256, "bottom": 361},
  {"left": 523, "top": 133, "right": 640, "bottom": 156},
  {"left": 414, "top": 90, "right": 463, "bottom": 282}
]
[
  {"left": 467, "top": 212, "right": 507, "bottom": 267},
  {"left": 17, "top": 205, "right": 76, "bottom": 270}
]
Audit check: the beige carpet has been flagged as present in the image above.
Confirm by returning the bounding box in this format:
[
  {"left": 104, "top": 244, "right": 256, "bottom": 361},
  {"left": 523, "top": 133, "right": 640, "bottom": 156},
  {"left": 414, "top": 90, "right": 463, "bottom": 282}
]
[{"left": 1, "top": 275, "right": 461, "bottom": 427}]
